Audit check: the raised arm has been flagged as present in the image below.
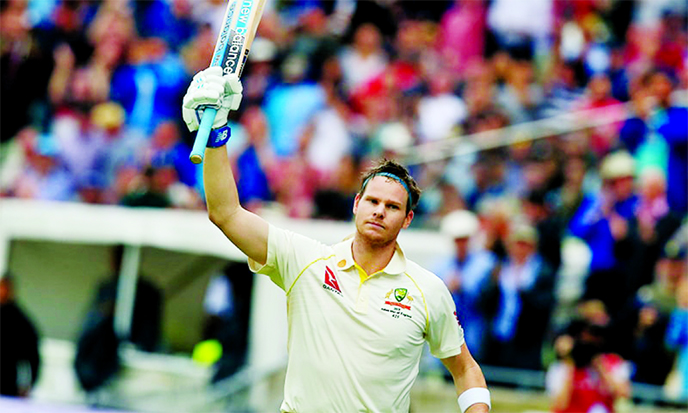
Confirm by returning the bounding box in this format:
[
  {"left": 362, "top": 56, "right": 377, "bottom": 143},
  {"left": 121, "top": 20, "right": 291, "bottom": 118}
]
[{"left": 183, "top": 67, "right": 269, "bottom": 265}]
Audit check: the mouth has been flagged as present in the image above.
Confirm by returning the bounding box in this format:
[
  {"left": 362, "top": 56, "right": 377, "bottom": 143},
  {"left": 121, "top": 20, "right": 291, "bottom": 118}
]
[{"left": 366, "top": 221, "right": 385, "bottom": 230}]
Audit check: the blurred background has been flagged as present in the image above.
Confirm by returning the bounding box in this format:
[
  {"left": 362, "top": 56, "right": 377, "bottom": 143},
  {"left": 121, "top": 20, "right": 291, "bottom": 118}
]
[{"left": 0, "top": 0, "right": 687, "bottom": 412}]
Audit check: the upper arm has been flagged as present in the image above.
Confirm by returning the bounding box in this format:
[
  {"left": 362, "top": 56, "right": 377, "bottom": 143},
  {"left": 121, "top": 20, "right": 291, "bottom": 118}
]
[{"left": 214, "top": 207, "right": 269, "bottom": 266}]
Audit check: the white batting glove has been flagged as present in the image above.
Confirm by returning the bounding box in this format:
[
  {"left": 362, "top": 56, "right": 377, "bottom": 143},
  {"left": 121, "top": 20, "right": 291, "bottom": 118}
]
[{"left": 182, "top": 66, "right": 243, "bottom": 132}]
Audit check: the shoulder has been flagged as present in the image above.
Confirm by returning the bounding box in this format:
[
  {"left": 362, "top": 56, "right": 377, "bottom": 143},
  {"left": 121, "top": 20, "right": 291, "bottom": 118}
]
[
  {"left": 269, "top": 224, "right": 332, "bottom": 256},
  {"left": 405, "top": 259, "right": 450, "bottom": 293}
]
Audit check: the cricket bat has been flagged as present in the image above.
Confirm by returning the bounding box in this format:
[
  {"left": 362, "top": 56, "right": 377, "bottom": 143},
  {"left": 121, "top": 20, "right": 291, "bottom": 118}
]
[{"left": 189, "top": 0, "right": 268, "bottom": 164}]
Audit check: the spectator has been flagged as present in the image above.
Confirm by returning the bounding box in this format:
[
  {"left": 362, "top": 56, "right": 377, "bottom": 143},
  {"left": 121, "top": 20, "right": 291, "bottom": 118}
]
[
  {"left": 540, "top": 59, "right": 586, "bottom": 119},
  {"left": 650, "top": 69, "right": 688, "bottom": 216},
  {"left": 486, "top": 0, "right": 554, "bottom": 60},
  {"left": 87, "top": 101, "right": 147, "bottom": 203},
  {"left": 338, "top": 22, "right": 388, "bottom": 96},
  {"left": 120, "top": 166, "right": 173, "bottom": 208},
  {"left": 303, "top": 56, "right": 355, "bottom": 187},
  {"left": 0, "top": 0, "right": 55, "bottom": 144},
  {"left": 623, "top": 243, "right": 686, "bottom": 386},
  {"left": 550, "top": 153, "right": 590, "bottom": 223},
  {"left": 415, "top": 68, "right": 467, "bottom": 143},
  {"left": 495, "top": 55, "right": 545, "bottom": 124},
  {"left": 240, "top": 37, "right": 279, "bottom": 107},
  {"left": 0, "top": 274, "right": 41, "bottom": 398},
  {"left": 110, "top": 34, "right": 188, "bottom": 135},
  {"left": 484, "top": 222, "right": 556, "bottom": 370},
  {"left": 473, "top": 196, "right": 518, "bottom": 262},
  {"left": 569, "top": 150, "right": 640, "bottom": 317},
  {"left": 435, "top": 209, "right": 498, "bottom": 363},
  {"left": 625, "top": 168, "right": 683, "bottom": 291},
  {"left": 653, "top": 10, "right": 687, "bottom": 76},
  {"left": 131, "top": 0, "right": 197, "bottom": 52},
  {"left": 35, "top": 0, "right": 93, "bottom": 67},
  {"left": 665, "top": 252, "right": 688, "bottom": 401},
  {"left": 287, "top": 4, "right": 341, "bottom": 82},
  {"left": 312, "top": 154, "right": 361, "bottom": 221},
  {"left": 145, "top": 120, "right": 197, "bottom": 190},
  {"left": 572, "top": 73, "right": 625, "bottom": 158},
  {"left": 200, "top": 262, "right": 253, "bottom": 383},
  {"left": 436, "top": 0, "right": 487, "bottom": 79},
  {"left": 263, "top": 53, "right": 326, "bottom": 158},
  {"left": 607, "top": 44, "right": 631, "bottom": 102},
  {"left": 618, "top": 70, "right": 669, "bottom": 176},
  {"left": 546, "top": 317, "right": 632, "bottom": 413},
  {"left": 75, "top": 245, "right": 163, "bottom": 396},
  {"left": 522, "top": 188, "right": 565, "bottom": 272},
  {"left": 8, "top": 129, "right": 77, "bottom": 202},
  {"left": 233, "top": 105, "right": 276, "bottom": 212}
]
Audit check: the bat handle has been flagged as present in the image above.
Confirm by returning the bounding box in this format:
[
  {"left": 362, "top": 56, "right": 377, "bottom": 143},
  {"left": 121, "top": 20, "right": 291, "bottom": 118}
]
[{"left": 189, "top": 107, "right": 218, "bottom": 164}]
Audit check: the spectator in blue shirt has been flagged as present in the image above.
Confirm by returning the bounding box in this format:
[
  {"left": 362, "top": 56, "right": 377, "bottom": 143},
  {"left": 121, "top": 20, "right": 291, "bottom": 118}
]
[
  {"left": 569, "top": 151, "right": 640, "bottom": 316},
  {"left": 435, "top": 209, "right": 498, "bottom": 363}
]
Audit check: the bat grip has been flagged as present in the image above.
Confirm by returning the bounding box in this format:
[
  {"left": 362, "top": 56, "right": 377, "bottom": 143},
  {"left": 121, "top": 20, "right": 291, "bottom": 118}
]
[{"left": 189, "top": 107, "right": 218, "bottom": 164}]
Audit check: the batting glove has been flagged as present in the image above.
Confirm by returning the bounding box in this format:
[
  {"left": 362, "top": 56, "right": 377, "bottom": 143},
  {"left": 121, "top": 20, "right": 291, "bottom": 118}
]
[{"left": 182, "top": 66, "right": 243, "bottom": 132}]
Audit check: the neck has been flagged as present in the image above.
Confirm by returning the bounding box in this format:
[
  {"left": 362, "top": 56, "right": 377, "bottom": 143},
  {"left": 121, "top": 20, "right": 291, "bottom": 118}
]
[{"left": 352, "top": 235, "right": 396, "bottom": 275}]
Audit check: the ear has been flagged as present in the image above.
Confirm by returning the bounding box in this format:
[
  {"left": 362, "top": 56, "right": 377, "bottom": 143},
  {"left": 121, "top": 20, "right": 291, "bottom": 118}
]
[
  {"left": 353, "top": 193, "right": 361, "bottom": 215},
  {"left": 402, "top": 210, "right": 414, "bottom": 229}
]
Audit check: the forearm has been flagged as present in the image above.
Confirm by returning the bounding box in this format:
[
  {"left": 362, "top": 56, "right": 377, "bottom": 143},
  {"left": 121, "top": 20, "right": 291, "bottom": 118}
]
[
  {"left": 550, "top": 362, "right": 574, "bottom": 411},
  {"left": 453, "top": 360, "right": 488, "bottom": 395},
  {"left": 203, "top": 145, "right": 269, "bottom": 264},
  {"left": 203, "top": 146, "right": 241, "bottom": 223},
  {"left": 459, "top": 366, "right": 490, "bottom": 413},
  {"left": 443, "top": 347, "right": 490, "bottom": 413},
  {"left": 593, "top": 358, "right": 630, "bottom": 399}
]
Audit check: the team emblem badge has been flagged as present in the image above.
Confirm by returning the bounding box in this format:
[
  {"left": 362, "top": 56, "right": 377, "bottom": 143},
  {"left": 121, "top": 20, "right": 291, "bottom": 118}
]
[{"left": 394, "top": 288, "right": 407, "bottom": 302}]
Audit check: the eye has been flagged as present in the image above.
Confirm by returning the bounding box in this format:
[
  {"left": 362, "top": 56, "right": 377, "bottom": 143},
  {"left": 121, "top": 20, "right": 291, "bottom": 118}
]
[{"left": 389, "top": 204, "right": 400, "bottom": 210}]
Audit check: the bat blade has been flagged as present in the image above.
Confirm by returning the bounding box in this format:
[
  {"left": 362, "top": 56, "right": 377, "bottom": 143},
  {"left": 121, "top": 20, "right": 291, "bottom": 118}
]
[{"left": 189, "top": 0, "right": 268, "bottom": 164}]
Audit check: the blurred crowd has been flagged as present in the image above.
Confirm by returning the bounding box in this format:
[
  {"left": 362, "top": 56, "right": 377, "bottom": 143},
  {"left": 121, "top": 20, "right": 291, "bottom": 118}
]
[{"left": 1, "top": 0, "right": 687, "bottom": 405}]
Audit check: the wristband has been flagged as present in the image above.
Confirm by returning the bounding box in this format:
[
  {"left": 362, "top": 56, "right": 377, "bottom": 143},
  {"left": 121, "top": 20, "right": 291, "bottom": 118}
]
[
  {"left": 207, "top": 125, "right": 231, "bottom": 148},
  {"left": 458, "top": 388, "right": 491, "bottom": 413}
]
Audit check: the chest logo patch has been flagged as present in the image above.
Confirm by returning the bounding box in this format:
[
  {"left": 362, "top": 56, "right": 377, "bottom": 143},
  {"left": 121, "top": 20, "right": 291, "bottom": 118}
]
[
  {"left": 382, "top": 288, "right": 413, "bottom": 318},
  {"left": 323, "top": 266, "right": 343, "bottom": 296}
]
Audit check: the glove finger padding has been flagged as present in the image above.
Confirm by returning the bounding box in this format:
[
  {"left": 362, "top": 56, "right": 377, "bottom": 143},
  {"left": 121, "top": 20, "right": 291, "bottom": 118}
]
[
  {"left": 182, "top": 67, "right": 243, "bottom": 132},
  {"left": 225, "top": 74, "right": 244, "bottom": 111}
]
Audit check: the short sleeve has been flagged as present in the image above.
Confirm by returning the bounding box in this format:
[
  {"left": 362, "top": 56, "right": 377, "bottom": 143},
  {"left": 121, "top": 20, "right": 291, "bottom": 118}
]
[
  {"left": 425, "top": 277, "right": 464, "bottom": 359},
  {"left": 248, "top": 224, "right": 329, "bottom": 292}
]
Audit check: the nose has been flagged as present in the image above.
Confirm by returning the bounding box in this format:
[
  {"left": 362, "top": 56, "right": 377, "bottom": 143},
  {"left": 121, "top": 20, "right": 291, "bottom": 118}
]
[{"left": 373, "top": 204, "right": 385, "bottom": 218}]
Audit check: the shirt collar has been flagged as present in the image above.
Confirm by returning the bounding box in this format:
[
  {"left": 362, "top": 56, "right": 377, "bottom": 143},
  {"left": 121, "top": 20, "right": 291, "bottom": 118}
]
[{"left": 332, "top": 235, "right": 408, "bottom": 275}]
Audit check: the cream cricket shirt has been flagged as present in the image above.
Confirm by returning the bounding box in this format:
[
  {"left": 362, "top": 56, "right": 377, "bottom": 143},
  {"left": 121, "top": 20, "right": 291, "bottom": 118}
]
[{"left": 248, "top": 225, "right": 465, "bottom": 413}]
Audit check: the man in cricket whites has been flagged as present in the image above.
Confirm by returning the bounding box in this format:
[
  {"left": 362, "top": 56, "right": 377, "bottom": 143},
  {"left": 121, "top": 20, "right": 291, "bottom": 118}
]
[{"left": 182, "top": 66, "right": 491, "bottom": 413}]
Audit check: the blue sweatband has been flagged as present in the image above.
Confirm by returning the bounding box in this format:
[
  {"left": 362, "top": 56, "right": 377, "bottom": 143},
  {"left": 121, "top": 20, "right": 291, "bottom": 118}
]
[
  {"left": 362, "top": 172, "right": 412, "bottom": 209},
  {"left": 207, "top": 125, "right": 231, "bottom": 148}
]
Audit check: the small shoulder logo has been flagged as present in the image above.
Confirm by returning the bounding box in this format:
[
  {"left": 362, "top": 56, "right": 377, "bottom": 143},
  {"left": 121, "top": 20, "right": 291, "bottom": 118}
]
[{"left": 323, "top": 266, "right": 342, "bottom": 296}]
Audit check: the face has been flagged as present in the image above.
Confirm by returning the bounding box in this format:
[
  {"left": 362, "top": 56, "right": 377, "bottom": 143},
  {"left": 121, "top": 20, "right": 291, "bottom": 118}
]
[
  {"left": 650, "top": 72, "right": 673, "bottom": 103},
  {"left": 508, "top": 240, "right": 535, "bottom": 264},
  {"left": 454, "top": 237, "right": 470, "bottom": 259},
  {"left": 353, "top": 176, "right": 413, "bottom": 247},
  {"left": 605, "top": 176, "right": 635, "bottom": 201}
]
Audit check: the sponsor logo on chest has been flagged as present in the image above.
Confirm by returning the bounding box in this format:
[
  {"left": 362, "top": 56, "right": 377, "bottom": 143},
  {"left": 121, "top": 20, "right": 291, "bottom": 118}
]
[
  {"left": 381, "top": 288, "right": 414, "bottom": 319},
  {"left": 322, "top": 266, "right": 343, "bottom": 296}
]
